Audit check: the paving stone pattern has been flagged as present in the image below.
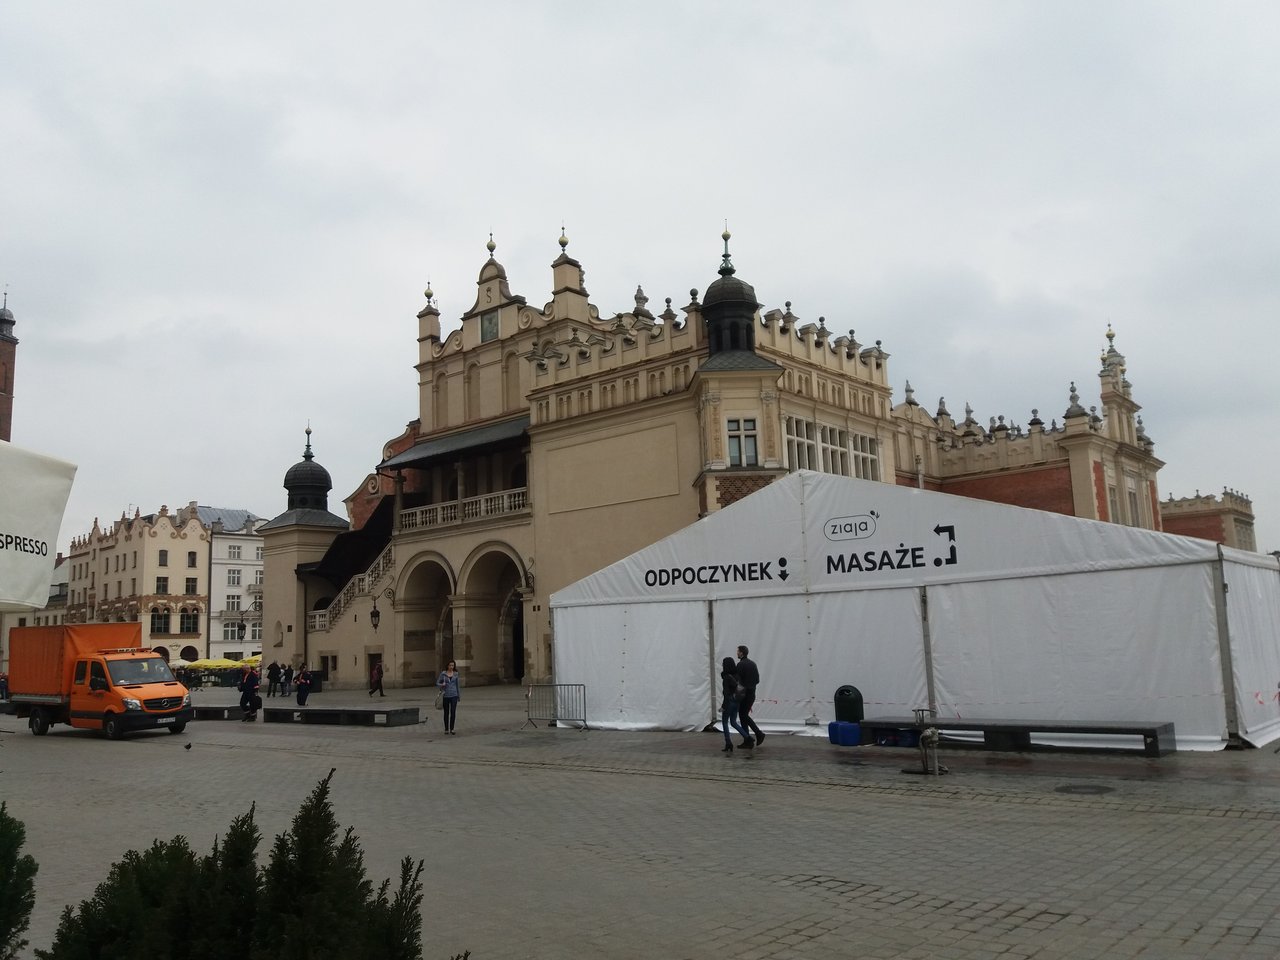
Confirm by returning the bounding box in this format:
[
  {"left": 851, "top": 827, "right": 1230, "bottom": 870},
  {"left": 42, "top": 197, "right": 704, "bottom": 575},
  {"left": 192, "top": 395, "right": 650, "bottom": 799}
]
[{"left": 3, "top": 685, "right": 1280, "bottom": 959}]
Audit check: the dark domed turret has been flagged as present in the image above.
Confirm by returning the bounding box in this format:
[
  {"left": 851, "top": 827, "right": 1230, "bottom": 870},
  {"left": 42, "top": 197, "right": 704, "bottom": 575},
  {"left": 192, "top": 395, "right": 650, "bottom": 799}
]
[
  {"left": 0, "top": 292, "right": 15, "bottom": 341},
  {"left": 284, "top": 426, "right": 333, "bottom": 510},
  {"left": 702, "top": 229, "right": 762, "bottom": 354}
]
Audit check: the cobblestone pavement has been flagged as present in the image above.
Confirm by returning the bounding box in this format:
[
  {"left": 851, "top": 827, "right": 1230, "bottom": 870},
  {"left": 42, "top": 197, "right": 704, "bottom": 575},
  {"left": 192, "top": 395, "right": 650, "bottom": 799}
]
[{"left": 4, "top": 684, "right": 1280, "bottom": 959}]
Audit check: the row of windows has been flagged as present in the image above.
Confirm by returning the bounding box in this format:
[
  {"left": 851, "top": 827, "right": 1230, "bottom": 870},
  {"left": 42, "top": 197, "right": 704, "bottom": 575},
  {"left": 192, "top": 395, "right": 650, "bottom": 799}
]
[
  {"left": 222, "top": 621, "right": 263, "bottom": 642},
  {"left": 153, "top": 577, "right": 201, "bottom": 596},
  {"left": 148, "top": 606, "right": 200, "bottom": 635},
  {"left": 784, "top": 416, "right": 880, "bottom": 480},
  {"left": 75, "top": 545, "right": 263, "bottom": 581},
  {"left": 724, "top": 416, "right": 881, "bottom": 480},
  {"left": 225, "top": 568, "right": 265, "bottom": 586}
]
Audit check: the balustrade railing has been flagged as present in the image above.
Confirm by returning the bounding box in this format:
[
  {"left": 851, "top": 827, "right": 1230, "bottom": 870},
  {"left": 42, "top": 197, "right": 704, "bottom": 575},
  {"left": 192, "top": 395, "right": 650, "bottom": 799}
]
[{"left": 401, "top": 487, "right": 528, "bottom": 532}]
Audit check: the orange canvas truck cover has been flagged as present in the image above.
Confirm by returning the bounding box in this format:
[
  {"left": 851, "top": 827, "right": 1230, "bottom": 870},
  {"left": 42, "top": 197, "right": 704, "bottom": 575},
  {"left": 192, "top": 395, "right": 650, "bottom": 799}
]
[{"left": 9, "top": 623, "right": 145, "bottom": 697}]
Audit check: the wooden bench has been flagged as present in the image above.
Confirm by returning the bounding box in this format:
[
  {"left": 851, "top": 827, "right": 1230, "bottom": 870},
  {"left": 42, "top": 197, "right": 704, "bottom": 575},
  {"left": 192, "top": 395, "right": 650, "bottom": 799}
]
[
  {"left": 860, "top": 716, "right": 1176, "bottom": 757},
  {"left": 260, "top": 706, "right": 421, "bottom": 727}
]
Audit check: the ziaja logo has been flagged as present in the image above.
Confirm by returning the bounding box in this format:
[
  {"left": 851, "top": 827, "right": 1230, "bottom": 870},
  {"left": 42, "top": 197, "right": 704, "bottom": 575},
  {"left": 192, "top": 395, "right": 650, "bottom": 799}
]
[{"left": 824, "top": 512, "right": 878, "bottom": 542}]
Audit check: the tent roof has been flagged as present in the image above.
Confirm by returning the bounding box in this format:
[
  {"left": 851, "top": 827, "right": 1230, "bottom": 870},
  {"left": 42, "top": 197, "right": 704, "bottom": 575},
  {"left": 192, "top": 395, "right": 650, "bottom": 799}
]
[{"left": 553, "top": 471, "right": 1248, "bottom": 608}]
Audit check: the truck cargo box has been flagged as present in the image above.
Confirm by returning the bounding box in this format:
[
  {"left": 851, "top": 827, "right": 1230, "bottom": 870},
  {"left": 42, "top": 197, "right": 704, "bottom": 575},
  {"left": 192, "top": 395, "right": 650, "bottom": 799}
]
[{"left": 10, "top": 624, "right": 144, "bottom": 699}]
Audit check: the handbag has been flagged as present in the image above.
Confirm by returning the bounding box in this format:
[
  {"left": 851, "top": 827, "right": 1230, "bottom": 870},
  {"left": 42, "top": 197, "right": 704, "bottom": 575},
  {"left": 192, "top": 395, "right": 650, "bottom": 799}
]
[{"left": 434, "top": 691, "right": 443, "bottom": 710}]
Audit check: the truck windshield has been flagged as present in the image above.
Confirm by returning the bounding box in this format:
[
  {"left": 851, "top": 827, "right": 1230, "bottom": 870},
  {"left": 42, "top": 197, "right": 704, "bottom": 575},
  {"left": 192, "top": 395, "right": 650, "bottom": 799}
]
[{"left": 107, "top": 658, "right": 176, "bottom": 685}]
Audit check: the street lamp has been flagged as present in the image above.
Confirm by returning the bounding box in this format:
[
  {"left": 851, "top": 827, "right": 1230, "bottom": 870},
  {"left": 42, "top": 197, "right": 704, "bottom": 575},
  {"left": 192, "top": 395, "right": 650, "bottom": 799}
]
[{"left": 368, "top": 588, "right": 393, "bottom": 632}]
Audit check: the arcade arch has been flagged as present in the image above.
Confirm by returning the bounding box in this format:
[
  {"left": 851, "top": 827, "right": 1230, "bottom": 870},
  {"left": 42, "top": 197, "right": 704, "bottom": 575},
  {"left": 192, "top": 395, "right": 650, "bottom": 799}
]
[{"left": 455, "top": 542, "right": 528, "bottom": 684}]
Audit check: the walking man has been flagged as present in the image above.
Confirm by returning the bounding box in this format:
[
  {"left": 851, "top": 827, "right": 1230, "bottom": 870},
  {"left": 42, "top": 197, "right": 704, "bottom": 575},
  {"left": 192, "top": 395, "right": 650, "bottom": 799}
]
[
  {"left": 735, "top": 645, "right": 765, "bottom": 746},
  {"left": 266, "top": 660, "right": 282, "bottom": 697},
  {"left": 238, "top": 664, "right": 261, "bottom": 722},
  {"left": 368, "top": 659, "right": 385, "bottom": 697}
]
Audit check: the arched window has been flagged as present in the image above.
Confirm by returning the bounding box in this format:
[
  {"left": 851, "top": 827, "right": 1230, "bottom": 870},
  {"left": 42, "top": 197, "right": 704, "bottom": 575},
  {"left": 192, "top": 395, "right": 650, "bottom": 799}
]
[{"left": 179, "top": 607, "right": 199, "bottom": 633}]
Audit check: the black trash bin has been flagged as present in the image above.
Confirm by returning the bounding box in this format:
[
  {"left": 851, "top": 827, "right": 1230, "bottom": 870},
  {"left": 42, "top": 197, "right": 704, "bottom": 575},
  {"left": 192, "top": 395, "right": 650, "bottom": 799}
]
[{"left": 834, "top": 685, "right": 864, "bottom": 723}]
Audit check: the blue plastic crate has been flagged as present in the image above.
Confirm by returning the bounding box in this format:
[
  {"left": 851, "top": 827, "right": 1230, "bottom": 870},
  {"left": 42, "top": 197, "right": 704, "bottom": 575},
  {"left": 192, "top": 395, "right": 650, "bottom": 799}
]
[{"left": 837, "top": 721, "right": 861, "bottom": 746}]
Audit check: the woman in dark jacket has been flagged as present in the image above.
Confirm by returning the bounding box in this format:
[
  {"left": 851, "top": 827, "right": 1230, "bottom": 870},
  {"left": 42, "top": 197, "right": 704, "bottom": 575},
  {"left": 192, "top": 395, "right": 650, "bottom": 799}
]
[
  {"left": 720, "top": 657, "right": 751, "bottom": 752},
  {"left": 295, "top": 665, "right": 312, "bottom": 706}
]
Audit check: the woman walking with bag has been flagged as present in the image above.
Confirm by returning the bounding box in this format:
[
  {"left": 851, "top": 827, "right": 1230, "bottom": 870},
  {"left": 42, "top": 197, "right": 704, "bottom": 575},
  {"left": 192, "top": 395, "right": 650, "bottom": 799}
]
[
  {"left": 720, "top": 657, "right": 751, "bottom": 752},
  {"left": 437, "top": 660, "right": 460, "bottom": 734}
]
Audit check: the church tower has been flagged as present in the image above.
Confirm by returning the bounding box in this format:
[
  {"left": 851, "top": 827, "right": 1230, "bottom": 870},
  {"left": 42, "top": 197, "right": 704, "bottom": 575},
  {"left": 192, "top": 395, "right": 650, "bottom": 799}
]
[{"left": 0, "top": 292, "right": 17, "bottom": 442}]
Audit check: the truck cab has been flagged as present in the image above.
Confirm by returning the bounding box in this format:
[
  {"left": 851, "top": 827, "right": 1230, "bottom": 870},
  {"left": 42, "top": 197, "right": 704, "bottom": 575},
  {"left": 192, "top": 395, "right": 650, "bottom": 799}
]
[{"left": 66, "top": 650, "right": 192, "bottom": 739}]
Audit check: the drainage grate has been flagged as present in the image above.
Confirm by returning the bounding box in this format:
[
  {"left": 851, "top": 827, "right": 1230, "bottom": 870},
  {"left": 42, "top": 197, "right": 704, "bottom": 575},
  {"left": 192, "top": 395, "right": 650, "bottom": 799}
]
[{"left": 1054, "top": 782, "right": 1115, "bottom": 795}]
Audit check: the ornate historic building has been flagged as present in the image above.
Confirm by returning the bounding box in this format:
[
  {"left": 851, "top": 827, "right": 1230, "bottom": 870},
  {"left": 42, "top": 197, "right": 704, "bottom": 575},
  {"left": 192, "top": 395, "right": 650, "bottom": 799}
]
[
  {"left": 893, "top": 326, "right": 1165, "bottom": 526},
  {"left": 65, "top": 503, "right": 263, "bottom": 663},
  {"left": 259, "top": 232, "right": 1257, "bottom": 690}
]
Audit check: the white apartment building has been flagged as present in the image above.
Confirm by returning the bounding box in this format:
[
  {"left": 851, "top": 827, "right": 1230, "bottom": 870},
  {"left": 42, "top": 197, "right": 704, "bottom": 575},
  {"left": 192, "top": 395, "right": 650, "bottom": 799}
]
[{"left": 208, "top": 513, "right": 267, "bottom": 661}]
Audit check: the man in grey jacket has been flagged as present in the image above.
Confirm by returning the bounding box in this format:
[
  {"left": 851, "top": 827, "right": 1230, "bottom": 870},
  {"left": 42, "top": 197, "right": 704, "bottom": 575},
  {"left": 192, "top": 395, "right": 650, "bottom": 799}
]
[{"left": 736, "top": 645, "right": 766, "bottom": 747}]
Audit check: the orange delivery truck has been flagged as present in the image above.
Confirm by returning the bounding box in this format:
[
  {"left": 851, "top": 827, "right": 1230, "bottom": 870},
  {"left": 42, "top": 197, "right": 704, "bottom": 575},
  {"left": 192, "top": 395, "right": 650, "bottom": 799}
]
[{"left": 8, "top": 623, "right": 193, "bottom": 738}]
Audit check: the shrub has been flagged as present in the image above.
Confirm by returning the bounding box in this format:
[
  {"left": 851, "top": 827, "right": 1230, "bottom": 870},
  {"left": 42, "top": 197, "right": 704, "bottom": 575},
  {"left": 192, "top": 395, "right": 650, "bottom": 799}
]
[
  {"left": 35, "top": 770, "right": 426, "bottom": 960},
  {"left": 0, "top": 802, "right": 38, "bottom": 960}
]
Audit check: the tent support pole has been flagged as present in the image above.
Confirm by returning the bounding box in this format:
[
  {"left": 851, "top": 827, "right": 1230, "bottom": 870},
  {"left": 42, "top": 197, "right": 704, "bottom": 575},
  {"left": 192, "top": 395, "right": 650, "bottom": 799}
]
[
  {"left": 706, "top": 600, "right": 718, "bottom": 730},
  {"left": 920, "top": 586, "right": 938, "bottom": 714},
  {"left": 1212, "top": 545, "right": 1240, "bottom": 742}
]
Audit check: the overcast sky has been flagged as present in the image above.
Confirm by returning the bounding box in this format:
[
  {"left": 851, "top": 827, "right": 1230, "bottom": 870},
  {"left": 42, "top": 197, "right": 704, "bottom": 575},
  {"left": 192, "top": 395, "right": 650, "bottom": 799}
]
[{"left": 3, "top": 3, "right": 1277, "bottom": 555}]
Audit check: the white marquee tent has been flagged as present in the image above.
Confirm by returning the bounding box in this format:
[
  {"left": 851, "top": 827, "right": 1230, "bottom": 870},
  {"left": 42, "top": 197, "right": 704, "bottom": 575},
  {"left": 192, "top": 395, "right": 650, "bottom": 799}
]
[{"left": 551, "top": 471, "right": 1280, "bottom": 749}]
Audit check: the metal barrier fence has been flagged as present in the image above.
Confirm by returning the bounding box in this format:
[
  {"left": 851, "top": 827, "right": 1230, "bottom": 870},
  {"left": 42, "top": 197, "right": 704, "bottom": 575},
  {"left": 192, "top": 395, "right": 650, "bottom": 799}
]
[{"left": 522, "top": 683, "right": 589, "bottom": 730}]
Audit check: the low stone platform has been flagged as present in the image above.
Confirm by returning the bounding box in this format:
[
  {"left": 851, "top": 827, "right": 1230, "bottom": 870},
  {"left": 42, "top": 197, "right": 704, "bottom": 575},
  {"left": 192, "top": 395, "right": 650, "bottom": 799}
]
[
  {"left": 193, "top": 705, "right": 245, "bottom": 721},
  {"left": 261, "top": 705, "right": 421, "bottom": 727}
]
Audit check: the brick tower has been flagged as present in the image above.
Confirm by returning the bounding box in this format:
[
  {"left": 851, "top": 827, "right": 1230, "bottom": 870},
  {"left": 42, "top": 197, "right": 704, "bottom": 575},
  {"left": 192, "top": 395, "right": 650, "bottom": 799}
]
[{"left": 0, "top": 292, "right": 17, "bottom": 442}]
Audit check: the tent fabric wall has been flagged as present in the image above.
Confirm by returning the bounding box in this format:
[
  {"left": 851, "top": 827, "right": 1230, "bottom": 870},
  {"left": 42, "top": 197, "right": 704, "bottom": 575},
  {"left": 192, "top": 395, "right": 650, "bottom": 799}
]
[
  {"left": 551, "top": 471, "right": 1280, "bottom": 749},
  {"left": 708, "top": 593, "right": 921, "bottom": 728},
  {"left": 807, "top": 588, "right": 927, "bottom": 718},
  {"left": 929, "top": 567, "right": 1229, "bottom": 749},
  {"left": 1223, "top": 557, "right": 1280, "bottom": 746},
  {"left": 553, "top": 600, "right": 709, "bottom": 731}
]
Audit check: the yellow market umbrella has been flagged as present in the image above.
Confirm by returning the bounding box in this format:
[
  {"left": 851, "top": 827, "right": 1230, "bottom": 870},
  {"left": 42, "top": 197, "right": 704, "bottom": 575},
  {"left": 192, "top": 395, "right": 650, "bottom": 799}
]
[
  {"left": 237, "top": 655, "right": 262, "bottom": 667},
  {"left": 189, "top": 658, "right": 240, "bottom": 670}
]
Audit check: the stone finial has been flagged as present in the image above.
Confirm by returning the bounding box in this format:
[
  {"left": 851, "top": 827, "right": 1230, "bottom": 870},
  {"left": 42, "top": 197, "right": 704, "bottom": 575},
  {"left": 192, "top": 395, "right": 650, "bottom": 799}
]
[
  {"left": 1028, "top": 408, "right": 1043, "bottom": 426},
  {"left": 904, "top": 380, "right": 918, "bottom": 406},
  {"left": 1064, "top": 382, "right": 1088, "bottom": 418},
  {"left": 486, "top": 233, "right": 497, "bottom": 257},
  {"left": 937, "top": 397, "right": 950, "bottom": 418},
  {"left": 559, "top": 226, "right": 568, "bottom": 251}
]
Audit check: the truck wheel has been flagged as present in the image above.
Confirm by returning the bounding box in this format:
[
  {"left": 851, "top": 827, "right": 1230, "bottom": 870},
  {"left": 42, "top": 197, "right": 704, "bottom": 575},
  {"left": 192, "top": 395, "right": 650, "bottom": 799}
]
[
  {"left": 103, "top": 713, "right": 123, "bottom": 740},
  {"left": 29, "top": 709, "right": 50, "bottom": 736},
  {"left": 168, "top": 722, "right": 187, "bottom": 735}
]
